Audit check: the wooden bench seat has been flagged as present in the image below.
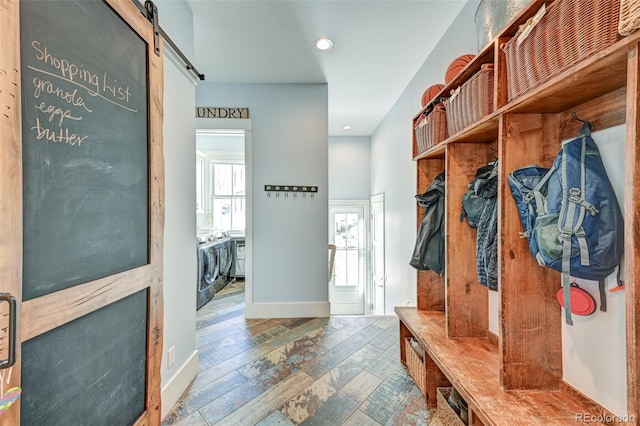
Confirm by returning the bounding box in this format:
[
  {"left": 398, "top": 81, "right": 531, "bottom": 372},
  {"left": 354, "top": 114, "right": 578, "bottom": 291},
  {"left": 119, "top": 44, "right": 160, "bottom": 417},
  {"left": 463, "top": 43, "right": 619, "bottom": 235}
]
[{"left": 396, "top": 307, "right": 615, "bottom": 426}]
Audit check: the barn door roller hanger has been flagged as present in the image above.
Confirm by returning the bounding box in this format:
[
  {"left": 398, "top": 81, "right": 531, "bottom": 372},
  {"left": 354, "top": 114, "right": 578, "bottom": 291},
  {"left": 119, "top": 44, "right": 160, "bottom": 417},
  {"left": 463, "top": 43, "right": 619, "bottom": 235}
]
[{"left": 136, "top": 0, "right": 205, "bottom": 80}]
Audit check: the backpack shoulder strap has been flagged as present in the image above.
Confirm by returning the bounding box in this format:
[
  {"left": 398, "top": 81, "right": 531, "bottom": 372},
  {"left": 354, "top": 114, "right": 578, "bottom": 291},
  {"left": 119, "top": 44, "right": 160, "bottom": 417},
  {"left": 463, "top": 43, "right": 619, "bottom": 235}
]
[
  {"left": 559, "top": 137, "right": 587, "bottom": 325},
  {"left": 531, "top": 166, "right": 555, "bottom": 216}
]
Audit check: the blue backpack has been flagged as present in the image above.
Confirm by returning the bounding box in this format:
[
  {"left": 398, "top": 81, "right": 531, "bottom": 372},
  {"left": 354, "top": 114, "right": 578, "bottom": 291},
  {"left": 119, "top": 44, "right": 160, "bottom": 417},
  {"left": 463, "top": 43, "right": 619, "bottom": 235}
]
[{"left": 508, "top": 124, "right": 624, "bottom": 325}]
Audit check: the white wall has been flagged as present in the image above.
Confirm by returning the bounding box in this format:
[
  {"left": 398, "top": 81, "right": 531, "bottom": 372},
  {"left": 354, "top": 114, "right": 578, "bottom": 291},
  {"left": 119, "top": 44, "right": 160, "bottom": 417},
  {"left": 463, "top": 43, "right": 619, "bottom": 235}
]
[
  {"left": 329, "top": 136, "right": 371, "bottom": 201},
  {"left": 197, "top": 83, "right": 329, "bottom": 317},
  {"left": 561, "top": 124, "right": 627, "bottom": 416},
  {"left": 371, "top": 0, "right": 480, "bottom": 315},
  {"left": 155, "top": 0, "right": 198, "bottom": 418}
]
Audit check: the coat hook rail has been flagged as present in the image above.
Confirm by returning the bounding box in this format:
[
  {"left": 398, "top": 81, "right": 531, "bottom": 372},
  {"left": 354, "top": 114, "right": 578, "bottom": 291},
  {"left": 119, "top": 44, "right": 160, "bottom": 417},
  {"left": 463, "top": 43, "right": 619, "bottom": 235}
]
[
  {"left": 264, "top": 185, "right": 318, "bottom": 198},
  {"left": 264, "top": 185, "right": 318, "bottom": 193}
]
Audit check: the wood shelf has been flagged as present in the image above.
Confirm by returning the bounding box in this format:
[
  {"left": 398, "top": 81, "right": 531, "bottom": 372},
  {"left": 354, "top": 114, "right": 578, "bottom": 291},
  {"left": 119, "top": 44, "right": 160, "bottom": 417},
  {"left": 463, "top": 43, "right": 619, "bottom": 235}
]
[
  {"left": 414, "top": 31, "right": 640, "bottom": 161},
  {"left": 406, "top": 0, "right": 640, "bottom": 421},
  {"left": 397, "top": 307, "right": 614, "bottom": 426}
]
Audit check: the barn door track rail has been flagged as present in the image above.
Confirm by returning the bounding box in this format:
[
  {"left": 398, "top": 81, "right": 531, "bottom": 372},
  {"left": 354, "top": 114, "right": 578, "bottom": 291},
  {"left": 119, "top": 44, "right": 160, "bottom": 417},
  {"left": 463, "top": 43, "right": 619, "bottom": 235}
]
[{"left": 132, "top": 0, "right": 205, "bottom": 81}]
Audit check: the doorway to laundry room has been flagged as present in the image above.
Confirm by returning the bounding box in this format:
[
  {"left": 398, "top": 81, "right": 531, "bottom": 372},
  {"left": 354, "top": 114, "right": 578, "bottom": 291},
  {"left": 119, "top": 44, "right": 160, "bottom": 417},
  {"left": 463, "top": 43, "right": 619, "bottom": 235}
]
[{"left": 195, "top": 128, "right": 248, "bottom": 310}]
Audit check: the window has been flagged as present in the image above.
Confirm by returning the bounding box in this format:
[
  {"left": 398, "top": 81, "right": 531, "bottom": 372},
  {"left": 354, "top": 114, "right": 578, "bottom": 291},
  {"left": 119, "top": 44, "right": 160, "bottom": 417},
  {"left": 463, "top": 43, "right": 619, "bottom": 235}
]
[{"left": 210, "top": 163, "right": 245, "bottom": 231}]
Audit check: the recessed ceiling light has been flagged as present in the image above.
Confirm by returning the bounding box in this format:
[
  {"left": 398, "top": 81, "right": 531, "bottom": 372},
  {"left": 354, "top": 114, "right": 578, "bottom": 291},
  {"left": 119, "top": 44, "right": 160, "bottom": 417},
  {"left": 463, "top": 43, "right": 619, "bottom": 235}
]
[
  {"left": 315, "top": 37, "right": 333, "bottom": 51},
  {"left": 343, "top": 125, "right": 352, "bottom": 130}
]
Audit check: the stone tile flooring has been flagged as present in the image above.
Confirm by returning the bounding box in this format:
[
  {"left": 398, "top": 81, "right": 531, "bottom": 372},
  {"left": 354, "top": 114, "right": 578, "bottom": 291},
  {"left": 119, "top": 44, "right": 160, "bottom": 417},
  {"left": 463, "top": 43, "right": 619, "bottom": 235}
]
[{"left": 162, "top": 282, "right": 430, "bottom": 425}]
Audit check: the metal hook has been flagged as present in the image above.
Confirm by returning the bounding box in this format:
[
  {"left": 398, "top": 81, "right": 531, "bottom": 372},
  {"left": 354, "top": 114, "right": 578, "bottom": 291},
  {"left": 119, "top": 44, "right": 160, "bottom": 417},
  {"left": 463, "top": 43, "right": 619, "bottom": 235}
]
[
  {"left": 572, "top": 112, "right": 594, "bottom": 132},
  {"left": 571, "top": 112, "right": 586, "bottom": 123}
]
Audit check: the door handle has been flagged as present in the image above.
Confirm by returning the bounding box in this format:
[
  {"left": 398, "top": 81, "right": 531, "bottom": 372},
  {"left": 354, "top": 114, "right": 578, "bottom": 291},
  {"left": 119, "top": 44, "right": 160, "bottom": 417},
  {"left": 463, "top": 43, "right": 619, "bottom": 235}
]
[{"left": 0, "top": 293, "right": 17, "bottom": 369}]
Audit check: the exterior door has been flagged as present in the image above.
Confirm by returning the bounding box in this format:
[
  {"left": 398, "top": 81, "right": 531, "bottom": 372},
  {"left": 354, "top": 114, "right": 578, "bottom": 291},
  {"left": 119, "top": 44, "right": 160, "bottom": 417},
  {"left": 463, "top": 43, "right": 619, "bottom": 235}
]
[
  {"left": 329, "top": 205, "right": 367, "bottom": 315},
  {"left": 0, "top": 1, "right": 164, "bottom": 424},
  {"left": 371, "top": 194, "right": 385, "bottom": 315}
]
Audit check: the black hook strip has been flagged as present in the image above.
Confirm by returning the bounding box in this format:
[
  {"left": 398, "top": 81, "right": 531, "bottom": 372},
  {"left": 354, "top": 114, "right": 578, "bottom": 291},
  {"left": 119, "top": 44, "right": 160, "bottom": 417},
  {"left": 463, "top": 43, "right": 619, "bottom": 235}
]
[{"left": 264, "top": 185, "right": 318, "bottom": 193}]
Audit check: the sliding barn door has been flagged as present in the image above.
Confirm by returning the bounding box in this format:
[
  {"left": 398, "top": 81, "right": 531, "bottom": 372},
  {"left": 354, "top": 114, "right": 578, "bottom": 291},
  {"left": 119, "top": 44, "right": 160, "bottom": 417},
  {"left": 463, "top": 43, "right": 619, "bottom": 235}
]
[{"left": 0, "top": 0, "right": 164, "bottom": 424}]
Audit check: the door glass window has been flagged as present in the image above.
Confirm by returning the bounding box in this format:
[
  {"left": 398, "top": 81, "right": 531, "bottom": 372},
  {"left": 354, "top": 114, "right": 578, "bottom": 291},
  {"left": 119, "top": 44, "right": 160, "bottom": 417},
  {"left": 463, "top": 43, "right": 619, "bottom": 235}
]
[{"left": 333, "top": 213, "right": 361, "bottom": 287}]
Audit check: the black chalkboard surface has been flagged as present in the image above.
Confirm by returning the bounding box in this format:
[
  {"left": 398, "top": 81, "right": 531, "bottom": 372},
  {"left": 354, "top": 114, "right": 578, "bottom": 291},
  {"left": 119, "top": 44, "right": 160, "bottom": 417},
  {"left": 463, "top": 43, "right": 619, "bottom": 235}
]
[
  {"left": 20, "top": 0, "right": 149, "bottom": 300},
  {"left": 21, "top": 290, "right": 147, "bottom": 426}
]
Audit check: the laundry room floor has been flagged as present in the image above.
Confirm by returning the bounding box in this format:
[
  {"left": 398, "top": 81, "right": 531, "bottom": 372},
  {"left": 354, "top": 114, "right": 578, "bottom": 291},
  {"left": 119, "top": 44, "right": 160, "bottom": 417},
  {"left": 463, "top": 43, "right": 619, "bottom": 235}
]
[{"left": 162, "top": 281, "right": 430, "bottom": 425}]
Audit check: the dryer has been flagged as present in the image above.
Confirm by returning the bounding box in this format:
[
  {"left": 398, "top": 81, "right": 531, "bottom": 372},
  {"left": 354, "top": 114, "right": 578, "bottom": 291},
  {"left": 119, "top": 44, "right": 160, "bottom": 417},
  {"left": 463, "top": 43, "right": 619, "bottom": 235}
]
[{"left": 197, "top": 233, "right": 233, "bottom": 309}]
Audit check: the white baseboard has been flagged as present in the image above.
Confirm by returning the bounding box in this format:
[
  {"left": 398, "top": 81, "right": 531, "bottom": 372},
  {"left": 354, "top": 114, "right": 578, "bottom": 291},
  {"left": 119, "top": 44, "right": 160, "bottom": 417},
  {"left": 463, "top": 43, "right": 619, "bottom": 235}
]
[
  {"left": 161, "top": 350, "right": 199, "bottom": 419},
  {"left": 245, "top": 301, "right": 330, "bottom": 318}
]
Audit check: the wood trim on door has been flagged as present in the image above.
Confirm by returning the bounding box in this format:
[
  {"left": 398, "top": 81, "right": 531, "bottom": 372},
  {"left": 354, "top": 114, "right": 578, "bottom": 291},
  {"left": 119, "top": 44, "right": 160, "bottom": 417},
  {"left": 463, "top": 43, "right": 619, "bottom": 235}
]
[
  {"left": 0, "top": 1, "right": 23, "bottom": 425},
  {"left": 0, "top": 1, "right": 164, "bottom": 424}
]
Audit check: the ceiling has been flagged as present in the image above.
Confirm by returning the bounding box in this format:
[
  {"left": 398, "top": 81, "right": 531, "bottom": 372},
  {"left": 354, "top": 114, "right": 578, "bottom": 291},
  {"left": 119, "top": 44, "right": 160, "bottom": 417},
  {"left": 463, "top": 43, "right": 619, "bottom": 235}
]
[{"left": 186, "top": 0, "right": 468, "bottom": 136}]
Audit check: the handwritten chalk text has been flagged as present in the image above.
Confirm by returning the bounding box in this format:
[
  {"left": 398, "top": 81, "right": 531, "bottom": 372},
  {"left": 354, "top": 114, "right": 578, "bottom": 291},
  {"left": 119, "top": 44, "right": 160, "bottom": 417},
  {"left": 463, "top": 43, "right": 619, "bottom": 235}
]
[
  {"left": 31, "top": 117, "right": 88, "bottom": 146},
  {"left": 32, "top": 40, "right": 100, "bottom": 95},
  {"left": 32, "top": 76, "right": 92, "bottom": 112},
  {"left": 34, "top": 101, "right": 82, "bottom": 127},
  {"left": 30, "top": 40, "right": 136, "bottom": 112}
]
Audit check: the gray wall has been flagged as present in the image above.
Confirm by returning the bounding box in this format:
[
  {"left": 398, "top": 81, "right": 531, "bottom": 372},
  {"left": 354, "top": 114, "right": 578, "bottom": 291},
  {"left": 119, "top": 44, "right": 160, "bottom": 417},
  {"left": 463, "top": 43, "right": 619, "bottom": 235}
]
[{"left": 329, "top": 136, "right": 371, "bottom": 201}]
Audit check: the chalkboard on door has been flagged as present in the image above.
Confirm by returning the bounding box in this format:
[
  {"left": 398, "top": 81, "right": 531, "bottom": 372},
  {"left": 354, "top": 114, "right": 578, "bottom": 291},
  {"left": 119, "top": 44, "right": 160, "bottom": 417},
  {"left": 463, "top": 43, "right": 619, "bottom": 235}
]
[
  {"left": 20, "top": 290, "right": 147, "bottom": 426},
  {"left": 20, "top": 0, "right": 149, "bottom": 301}
]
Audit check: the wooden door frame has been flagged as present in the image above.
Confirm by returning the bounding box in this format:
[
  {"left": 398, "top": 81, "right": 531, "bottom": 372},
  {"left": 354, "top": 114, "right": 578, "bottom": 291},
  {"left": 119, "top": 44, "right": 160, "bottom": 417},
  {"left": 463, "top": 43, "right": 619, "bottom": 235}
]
[
  {"left": 370, "top": 193, "right": 385, "bottom": 315},
  {"left": 0, "top": 1, "right": 164, "bottom": 424}
]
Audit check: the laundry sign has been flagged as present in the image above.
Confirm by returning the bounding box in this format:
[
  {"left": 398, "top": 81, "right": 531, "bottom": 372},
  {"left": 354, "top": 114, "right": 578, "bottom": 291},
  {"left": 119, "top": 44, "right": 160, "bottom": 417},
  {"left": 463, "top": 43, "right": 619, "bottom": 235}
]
[{"left": 196, "top": 107, "right": 249, "bottom": 119}]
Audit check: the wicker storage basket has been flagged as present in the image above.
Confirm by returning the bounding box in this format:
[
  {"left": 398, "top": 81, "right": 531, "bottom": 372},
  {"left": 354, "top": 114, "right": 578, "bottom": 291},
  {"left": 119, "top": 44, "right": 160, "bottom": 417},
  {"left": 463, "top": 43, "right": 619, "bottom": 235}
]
[
  {"left": 430, "top": 388, "right": 465, "bottom": 426},
  {"left": 503, "top": 0, "right": 620, "bottom": 101},
  {"left": 445, "top": 64, "right": 494, "bottom": 136},
  {"left": 619, "top": 0, "right": 640, "bottom": 36},
  {"left": 404, "top": 337, "right": 427, "bottom": 396},
  {"left": 414, "top": 104, "right": 448, "bottom": 155}
]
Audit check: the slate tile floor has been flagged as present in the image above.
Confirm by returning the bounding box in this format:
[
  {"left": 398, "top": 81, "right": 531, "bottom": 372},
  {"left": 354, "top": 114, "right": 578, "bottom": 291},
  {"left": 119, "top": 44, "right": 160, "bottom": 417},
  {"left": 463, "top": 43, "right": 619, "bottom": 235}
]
[{"left": 162, "top": 281, "right": 431, "bottom": 425}]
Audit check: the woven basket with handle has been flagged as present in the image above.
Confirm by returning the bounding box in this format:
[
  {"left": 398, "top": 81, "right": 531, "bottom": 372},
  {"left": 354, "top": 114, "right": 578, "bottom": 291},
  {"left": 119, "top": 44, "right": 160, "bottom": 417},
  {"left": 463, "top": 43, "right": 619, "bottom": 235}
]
[
  {"left": 503, "top": 0, "right": 620, "bottom": 101},
  {"left": 619, "top": 0, "right": 640, "bottom": 36}
]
